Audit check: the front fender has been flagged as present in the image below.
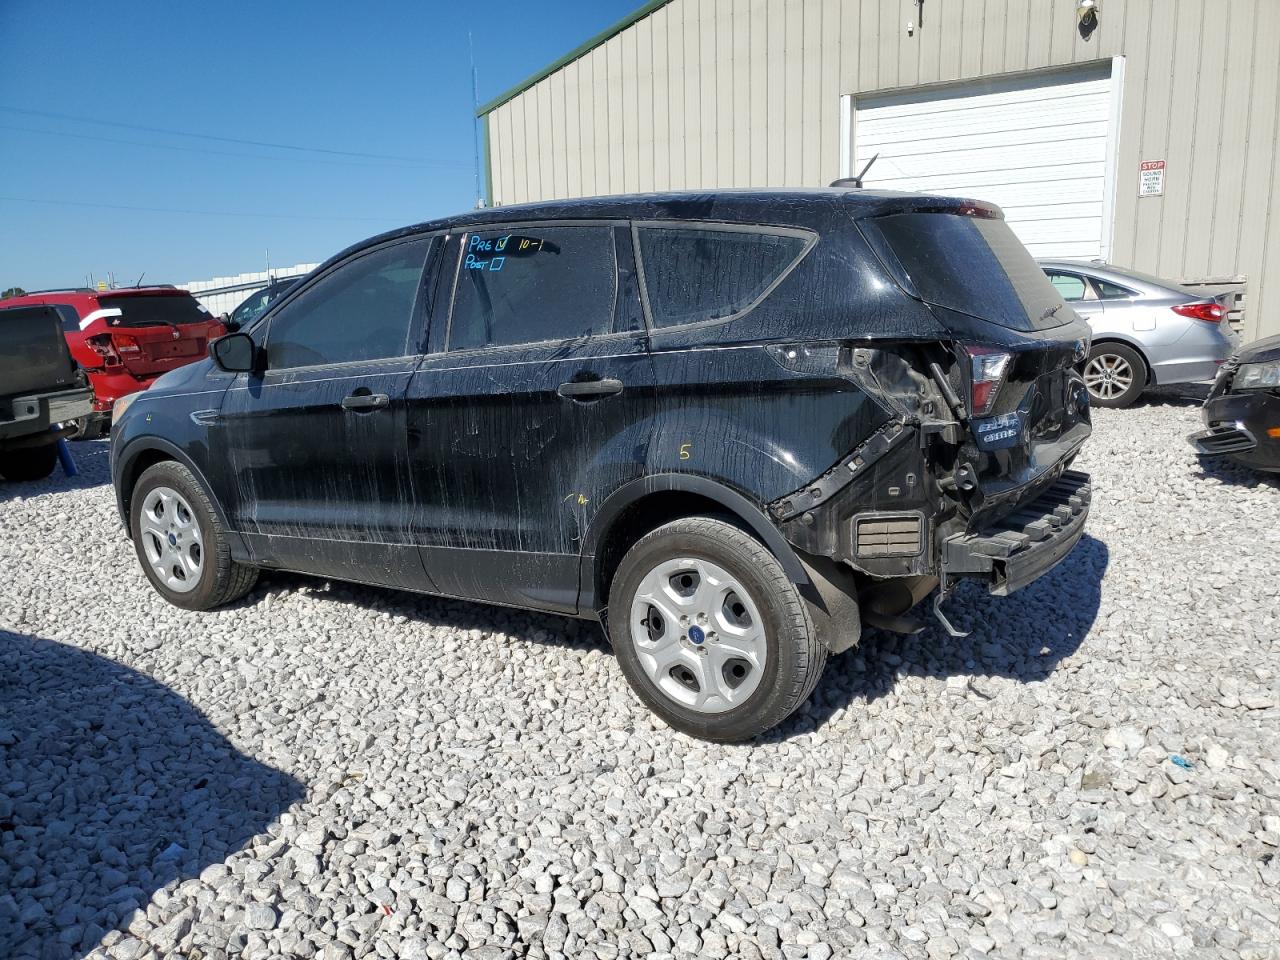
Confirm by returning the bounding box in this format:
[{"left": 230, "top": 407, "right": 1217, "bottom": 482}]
[{"left": 111, "top": 434, "right": 250, "bottom": 562}]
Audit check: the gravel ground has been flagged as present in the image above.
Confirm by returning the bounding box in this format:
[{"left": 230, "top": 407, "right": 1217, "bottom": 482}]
[{"left": 2, "top": 397, "right": 1279, "bottom": 960}]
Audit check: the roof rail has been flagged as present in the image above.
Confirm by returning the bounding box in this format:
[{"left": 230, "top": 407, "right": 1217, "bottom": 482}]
[{"left": 10, "top": 287, "right": 97, "bottom": 296}]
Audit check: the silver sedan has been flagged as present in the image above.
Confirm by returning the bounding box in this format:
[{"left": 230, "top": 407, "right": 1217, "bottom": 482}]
[{"left": 1038, "top": 260, "right": 1238, "bottom": 408}]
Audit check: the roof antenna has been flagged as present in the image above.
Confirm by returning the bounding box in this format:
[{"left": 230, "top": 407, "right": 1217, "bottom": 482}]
[
  {"left": 133, "top": 271, "right": 145, "bottom": 287},
  {"left": 830, "top": 153, "right": 880, "bottom": 189}
]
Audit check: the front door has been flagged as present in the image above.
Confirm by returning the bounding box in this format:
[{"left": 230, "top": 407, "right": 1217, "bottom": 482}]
[
  {"left": 216, "top": 235, "right": 436, "bottom": 590},
  {"left": 405, "top": 223, "right": 652, "bottom": 612}
]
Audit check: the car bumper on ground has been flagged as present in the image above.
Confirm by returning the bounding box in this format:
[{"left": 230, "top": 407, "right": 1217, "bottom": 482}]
[
  {"left": 1189, "top": 390, "right": 1280, "bottom": 472},
  {"left": 0, "top": 387, "right": 95, "bottom": 444},
  {"left": 941, "top": 469, "right": 1092, "bottom": 596}
]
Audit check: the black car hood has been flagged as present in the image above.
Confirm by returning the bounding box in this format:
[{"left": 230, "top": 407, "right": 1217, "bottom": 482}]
[
  {"left": 147, "top": 356, "right": 218, "bottom": 394},
  {"left": 1236, "top": 334, "right": 1280, "bottom": 364}
]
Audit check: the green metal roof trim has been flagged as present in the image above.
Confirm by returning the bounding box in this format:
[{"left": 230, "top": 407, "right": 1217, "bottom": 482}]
[{"left": 476, "top": 0, "right": 674, "bottom": 116}]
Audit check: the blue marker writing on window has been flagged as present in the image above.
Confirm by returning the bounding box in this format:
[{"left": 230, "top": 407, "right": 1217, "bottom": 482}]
[{"left": 490, "top": 257, "right": 505, "bottom": 272}]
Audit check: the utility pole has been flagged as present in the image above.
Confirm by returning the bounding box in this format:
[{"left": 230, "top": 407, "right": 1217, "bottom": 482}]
[{"left": 469, "top": 31, "right": 485, "bottom": 209}]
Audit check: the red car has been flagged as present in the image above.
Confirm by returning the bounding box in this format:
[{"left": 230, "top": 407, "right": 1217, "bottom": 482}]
[{"left": 0, "top": 287, "right": 225, "bottom": 438}]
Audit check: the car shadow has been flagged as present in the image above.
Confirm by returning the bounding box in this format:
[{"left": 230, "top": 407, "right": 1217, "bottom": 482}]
[
  {"left": 246, "top": 572, "right": 607, "bottom": 654},
  {"left": 774, "top": 533, "right": 1111, "bottom": 740},
  {"left": 1193, "top": 455, "right": 1280, "bottom": 490},
  {"left": 0, "top": 630, "right": 304, "bottom": 960},
  {"left": 248, "top": 537, "right": 1106, "bottom": 744},
  {"left": 1133, "top": 383, "right": 1211, "bottom": 408},
  {"left": 0, "top": 439, "right": 111, "bottom": 504}
]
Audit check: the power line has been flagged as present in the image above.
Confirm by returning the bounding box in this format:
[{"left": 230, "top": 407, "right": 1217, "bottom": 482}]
[
  {"left": 0, "top": 105, "right": 435, "bottom": 164},
  {"left": 0, "top": 123, "right": 469, "bottom": 170},
  {"left": 0, "top": 194, "right": 405, "bottom": 223}
]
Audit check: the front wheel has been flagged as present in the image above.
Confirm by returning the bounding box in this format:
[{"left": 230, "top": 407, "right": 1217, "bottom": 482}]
[
  {"left": 130, "top": 461, "right": 258, "bottom": 610},
  {"left": 1082, "top": 342, "right": 1148, "bottom": 408},
  {"left": 608, "top": 517, "right": 827, "bottom": 741}
]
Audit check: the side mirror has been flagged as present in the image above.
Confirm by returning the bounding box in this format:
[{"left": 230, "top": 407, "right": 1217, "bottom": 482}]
[{"left": 210, "top": 332, "right": 259, "bottom": 373}]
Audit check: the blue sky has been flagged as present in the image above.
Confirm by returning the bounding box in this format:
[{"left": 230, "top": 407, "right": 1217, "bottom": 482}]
[{"left": 0, "top": 0, "right": 637, "bottom": 291}]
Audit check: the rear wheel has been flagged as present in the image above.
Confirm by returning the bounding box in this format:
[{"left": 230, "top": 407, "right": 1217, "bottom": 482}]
[
  {"left": 67, "top": 416, "right": 107, "bottom": 441},
  {"left": 608, "top": 517, "right": 826, "bottom": 741},
  {"left": 130, "top": 461, "right": 258, "bottom": 610},
  {"left": 1082, "top": 342, "right": 1147, "bottom": 408},
  {"left": 0, "top": 443, "right": 58, "bottom": 482}
]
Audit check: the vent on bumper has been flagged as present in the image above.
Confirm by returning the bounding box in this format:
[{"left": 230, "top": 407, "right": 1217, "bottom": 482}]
[
  {"left": 854, "top": 513, "right": 924, "bottom": 558},
  {"left": 1189, "top": 423, "right": 1257, "bottom": 455}
]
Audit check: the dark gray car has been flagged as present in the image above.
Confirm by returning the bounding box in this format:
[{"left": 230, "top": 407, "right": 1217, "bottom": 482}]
[{"left": 1039, "top": 260, "right": 1237, "bottom": 408}]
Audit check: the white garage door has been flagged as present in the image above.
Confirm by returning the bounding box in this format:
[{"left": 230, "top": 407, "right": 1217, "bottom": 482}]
[{"left": 851, "top": 64, "right": 1119, "bottom": 260}]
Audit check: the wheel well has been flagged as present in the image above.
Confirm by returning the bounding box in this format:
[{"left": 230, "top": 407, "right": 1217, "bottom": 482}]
[
  {"left": 1089, "top": 337, "right": 1151, "bottom": 384},
  {"left": 593, "top": 491, "right": 745, "bottom": 612},
  {"left": 119, "top": 449, "right": 174, "bottom": 518}
]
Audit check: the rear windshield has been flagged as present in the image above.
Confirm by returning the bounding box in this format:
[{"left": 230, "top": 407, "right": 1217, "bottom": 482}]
[
  {"left": 99, "top": 294, "right": 210, "bottom": 328},
  {"left": 861, "top": 214, "right": 1071, "bottom": 331}
]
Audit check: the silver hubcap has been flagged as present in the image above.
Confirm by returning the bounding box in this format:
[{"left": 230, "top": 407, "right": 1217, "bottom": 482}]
[
  {"left": 629, "top": 557, "right": 768, "bottom": 714},
  {"left": 1083, "top": 354, "right": 1134, "bottom": 400},
  {"left": 138, "top": 486, "right": 204, "bottom": 593}
]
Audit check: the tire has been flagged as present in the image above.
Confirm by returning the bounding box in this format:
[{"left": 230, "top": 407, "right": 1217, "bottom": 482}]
[
  {"left": 68, "top": 416, "right": 107, "bottom": 441},
  {"left": 1082, "top": 342, "right": 1148, "bottom": 408},
  {"left": 0, "top": 443, "right": 59, "bottom": 482},
  {"left": 129, "top": 460, "right": 258, "bottom": 610},
  {"left": 607, "top": 516, "right": 827, "bottom": 742}
]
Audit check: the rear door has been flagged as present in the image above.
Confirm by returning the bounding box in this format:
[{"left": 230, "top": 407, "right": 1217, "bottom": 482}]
[
  {"left": 405, "top": 222, "right": 652, "bottom": 613},
  {"left": 215, "top": 235, "right": 436, "bottom": 590},
  {"left": 94, "top": 293, "right": 222, "bottom": 376}
]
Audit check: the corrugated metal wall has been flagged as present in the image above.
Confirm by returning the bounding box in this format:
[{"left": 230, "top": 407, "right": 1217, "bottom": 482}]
[{"left": 485, "top": 0, "right": 1280, "bottom": 341}]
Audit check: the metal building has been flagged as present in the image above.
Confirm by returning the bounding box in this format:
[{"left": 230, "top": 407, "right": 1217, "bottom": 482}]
[{"left": 478, "top": 0, "right": 1280, "bottom": 341}]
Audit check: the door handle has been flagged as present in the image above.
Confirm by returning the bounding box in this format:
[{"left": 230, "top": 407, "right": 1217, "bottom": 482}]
[
  {"left": 341, "top": 391, "right": 390, "bottom": 411},
  {"left": 556, "top": 378, "right": 624, "bottom": 400}
]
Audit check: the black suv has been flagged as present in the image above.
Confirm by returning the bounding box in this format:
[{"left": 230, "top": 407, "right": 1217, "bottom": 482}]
[{"left": 111, "top": 190, "right": 1093, "bottom": 740}]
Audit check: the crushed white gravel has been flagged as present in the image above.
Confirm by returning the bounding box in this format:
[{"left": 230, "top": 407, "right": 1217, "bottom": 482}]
[{"left": 2, "top": 396, "right": 1279, "bottom": 960}]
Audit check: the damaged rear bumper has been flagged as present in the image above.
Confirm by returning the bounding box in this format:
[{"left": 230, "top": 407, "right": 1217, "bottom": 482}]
[{"left": 941, "top": 469, "right": 1091, "bottom": 596}]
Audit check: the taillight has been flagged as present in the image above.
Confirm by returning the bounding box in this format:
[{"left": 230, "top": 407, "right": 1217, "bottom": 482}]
[
  {"left": 962, "top": 345, "right": 1012, "bottom": 417},
  {"left": 1172, "top": 301, "right": 1224, "bottom": 323},
  {"left": 113, "top": 334, "right": 142, "bottom": 355},
  {"left": 85, "top": 334, "right": 117, "bottom": 359}
]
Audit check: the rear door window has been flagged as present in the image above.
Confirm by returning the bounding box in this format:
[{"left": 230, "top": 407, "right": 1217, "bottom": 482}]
[
  {"left": 447, "top": 225, "right": 618, "bottom": 351},
  {"left": 862, "top": 213, "right": 1071, "bottom": 331},
  {"left": 636, "top": 225, "right": 813, "bottom": 328},
  {"left": 1044, "top": 272, "right": 1089, "bottom": 302},
  {"left": 97, "top": 294, "right": 211, "bottom": 328}
]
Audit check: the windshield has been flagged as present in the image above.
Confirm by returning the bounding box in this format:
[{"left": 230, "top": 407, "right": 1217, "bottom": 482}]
[
  {"left": 99, "top": 294, "right": 210, "bottom": 328},
  {"left": 231, "top": 280, "right": 298, "bottom": 329},
  {"left": 861, "top": 213, "right": 1072, "bottom": 331}
]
